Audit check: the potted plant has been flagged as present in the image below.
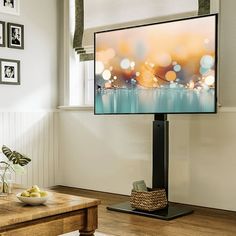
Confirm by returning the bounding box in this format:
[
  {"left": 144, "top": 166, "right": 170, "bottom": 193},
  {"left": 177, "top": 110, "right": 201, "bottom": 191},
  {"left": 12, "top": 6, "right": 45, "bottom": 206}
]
[{"left": 0, "top": 145, "right": 31, "bottom": 195}]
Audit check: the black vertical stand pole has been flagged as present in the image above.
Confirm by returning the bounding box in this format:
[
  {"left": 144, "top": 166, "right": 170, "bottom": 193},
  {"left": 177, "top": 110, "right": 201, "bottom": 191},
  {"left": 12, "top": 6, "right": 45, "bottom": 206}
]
[
  {"left": 107, "top": 114, "right": 193, "bottom": 220},
  {"left": 153, "top": 114, "right": 169, "bottom": 198}
]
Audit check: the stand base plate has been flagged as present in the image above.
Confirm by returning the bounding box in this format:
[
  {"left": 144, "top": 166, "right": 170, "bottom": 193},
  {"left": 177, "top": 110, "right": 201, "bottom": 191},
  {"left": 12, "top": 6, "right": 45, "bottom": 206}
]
[{"left": 107, "top": 201, "right": 193, "bottom": 220}]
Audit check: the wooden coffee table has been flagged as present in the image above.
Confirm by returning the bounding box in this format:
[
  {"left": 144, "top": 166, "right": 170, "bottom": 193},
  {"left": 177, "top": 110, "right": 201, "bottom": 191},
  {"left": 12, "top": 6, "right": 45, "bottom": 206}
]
[{"left": 0, "top": 190, "right": 101, "bottom": 236}]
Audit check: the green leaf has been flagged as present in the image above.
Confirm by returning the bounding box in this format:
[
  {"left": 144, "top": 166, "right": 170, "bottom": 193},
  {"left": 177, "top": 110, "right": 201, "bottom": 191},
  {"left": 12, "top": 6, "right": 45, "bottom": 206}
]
[
  {"left": 1, "top": 146, "right": 31, "bottom": 167},
  {"left": 12, "top": 151, "right": 31, "bottom": 166},
  {"left": 2, "top": 145, "right": 13, "bottom": 161}
]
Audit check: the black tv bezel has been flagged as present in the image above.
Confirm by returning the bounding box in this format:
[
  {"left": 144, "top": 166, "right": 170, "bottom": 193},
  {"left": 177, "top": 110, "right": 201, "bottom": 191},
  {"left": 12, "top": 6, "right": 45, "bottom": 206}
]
[{"left": 94, "top": 13, "right": 218, "bottom": 115}]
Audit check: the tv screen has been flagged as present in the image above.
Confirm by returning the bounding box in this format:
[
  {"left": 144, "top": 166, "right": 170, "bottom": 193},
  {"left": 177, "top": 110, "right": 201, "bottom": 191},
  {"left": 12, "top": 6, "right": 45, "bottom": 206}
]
[{"left": 94, "top": 14, "right": 218, "bottom": 114}]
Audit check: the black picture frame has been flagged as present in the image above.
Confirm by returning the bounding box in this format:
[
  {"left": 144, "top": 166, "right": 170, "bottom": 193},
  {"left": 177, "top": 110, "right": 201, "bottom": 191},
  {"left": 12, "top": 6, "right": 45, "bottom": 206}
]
[
  {"left": 0, "top": 58, "right": 20, "bottom": 85},
  {"left": 7, "top": 22, "right": 24, "bottom": 49},
  {"left": 0, "top": 21, "right": 5, "bottom": 47}
]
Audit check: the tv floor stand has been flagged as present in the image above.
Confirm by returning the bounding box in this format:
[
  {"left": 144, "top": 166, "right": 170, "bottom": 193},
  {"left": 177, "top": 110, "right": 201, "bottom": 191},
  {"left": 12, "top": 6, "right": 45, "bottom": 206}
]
[{"left": 107, "top": 114, "right": 193, "bottom": 220}]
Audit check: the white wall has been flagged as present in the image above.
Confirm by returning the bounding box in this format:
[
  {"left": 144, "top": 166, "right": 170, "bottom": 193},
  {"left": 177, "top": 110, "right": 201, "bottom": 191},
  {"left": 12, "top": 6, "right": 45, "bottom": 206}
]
[
  {"left": 169, "top": 111, "right": 236, "bottom": 210},
  {"left": 59, "top": 112, "right": 153, "bottom": 193},
  {"left": 58, "top": 0, "right": 236, "bottom": 211},
  {"left": 58, "top": 109, "right": 236, "bottom": 211},
  {"left": 0, "top": 0, "right": 58, "bottom": 111},
  {"left": 0, "top": 0, "right": 59, "bottom": 187},
  {"left": 219, "top": 0, "right": 236, "bottom": 106}
]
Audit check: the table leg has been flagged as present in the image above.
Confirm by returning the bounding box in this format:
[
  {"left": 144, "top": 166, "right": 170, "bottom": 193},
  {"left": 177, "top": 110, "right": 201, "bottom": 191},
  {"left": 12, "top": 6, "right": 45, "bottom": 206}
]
[{"left": 79, "top": 206, "right": 98, "bottom": 236}]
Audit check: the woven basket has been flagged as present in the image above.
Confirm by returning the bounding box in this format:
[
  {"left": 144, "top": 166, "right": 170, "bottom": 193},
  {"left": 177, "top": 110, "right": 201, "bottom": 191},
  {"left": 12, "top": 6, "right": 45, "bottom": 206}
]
[{"left": 130, "top": 188, "right": 167, "bottom": 212}]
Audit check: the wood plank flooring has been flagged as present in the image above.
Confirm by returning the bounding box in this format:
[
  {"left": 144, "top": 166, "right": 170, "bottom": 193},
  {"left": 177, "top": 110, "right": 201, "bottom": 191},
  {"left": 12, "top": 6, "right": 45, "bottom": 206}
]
[{"left": 51, "top": 186, "right": 236, "bottom": 236}]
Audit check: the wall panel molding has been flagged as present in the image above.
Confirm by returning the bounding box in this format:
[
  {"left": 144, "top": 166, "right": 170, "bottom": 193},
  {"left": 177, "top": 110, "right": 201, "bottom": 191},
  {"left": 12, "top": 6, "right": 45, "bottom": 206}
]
[{"left": 0, "top": 111, "right": 59, "bottom": 188}]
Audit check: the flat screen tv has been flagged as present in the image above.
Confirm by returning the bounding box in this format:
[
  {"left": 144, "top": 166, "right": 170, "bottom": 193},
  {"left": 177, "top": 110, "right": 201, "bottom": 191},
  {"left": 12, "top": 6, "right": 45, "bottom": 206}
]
[{"left": 94, "top": 14, "right": 218, "bottom": 114}]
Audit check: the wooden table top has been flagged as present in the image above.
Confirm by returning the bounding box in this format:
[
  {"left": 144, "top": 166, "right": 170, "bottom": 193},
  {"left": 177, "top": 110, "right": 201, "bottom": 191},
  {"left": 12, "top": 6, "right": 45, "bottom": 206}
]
[{"left": 0, "top": 189, "right": 101, "bottom": 228}]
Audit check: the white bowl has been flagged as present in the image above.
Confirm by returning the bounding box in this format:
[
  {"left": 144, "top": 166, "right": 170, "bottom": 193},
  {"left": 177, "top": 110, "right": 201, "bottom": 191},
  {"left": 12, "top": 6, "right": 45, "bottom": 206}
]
[{"left": 16, "top": 193, "right": 49, "bottom": 206}]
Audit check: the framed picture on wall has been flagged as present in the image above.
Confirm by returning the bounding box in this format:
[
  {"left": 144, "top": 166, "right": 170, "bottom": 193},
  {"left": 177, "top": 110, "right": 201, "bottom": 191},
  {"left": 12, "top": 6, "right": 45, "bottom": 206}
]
[
  {"left": 0, "top": 58, "right": 20, "bottom": 85},
  {"left": 0, "top": 21, "right": 5, "bottom": 47},
  {"left": 0, "top": 0, "right": 20, "bottom": 15},
  {"left": 7, "top": 22, "right": 24, "bottom": 49}
]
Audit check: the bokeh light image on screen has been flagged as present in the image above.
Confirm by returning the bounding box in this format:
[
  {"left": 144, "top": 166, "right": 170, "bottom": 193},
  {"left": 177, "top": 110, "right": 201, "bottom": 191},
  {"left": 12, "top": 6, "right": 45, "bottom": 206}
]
[{"left": 94, "top": 14, "right": 217, "bottom": 114}]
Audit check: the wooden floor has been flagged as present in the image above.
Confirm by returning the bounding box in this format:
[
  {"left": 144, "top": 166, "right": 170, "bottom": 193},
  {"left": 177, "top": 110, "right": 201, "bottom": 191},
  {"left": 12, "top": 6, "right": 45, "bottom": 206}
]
[{"left": 51, "top": 186, "right": 236, "bottom": 236}]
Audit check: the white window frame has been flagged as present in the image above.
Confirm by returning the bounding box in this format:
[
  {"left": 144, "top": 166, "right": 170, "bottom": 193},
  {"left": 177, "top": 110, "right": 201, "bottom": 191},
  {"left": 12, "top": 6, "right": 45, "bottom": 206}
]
[
  {"left": 59, "top": 0, "right": 219, "bottom": 109},
  {"left": 60, "top": 0, "right": 94, "bottom": 109}
]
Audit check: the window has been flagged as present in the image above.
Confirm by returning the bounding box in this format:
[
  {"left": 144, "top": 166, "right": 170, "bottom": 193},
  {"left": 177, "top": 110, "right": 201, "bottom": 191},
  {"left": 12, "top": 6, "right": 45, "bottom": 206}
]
[
  {"left": 84, "top": 61, "right": 94, "bottom": 105},
  {"left": 69, "top": 58, "right": 94, "bottom": 107},
  {"left": 63, "top": 0, "right": 210, "bottom": 108},
  {"left": 67, "top": 0, "right": 94, "bottom": 107}
]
